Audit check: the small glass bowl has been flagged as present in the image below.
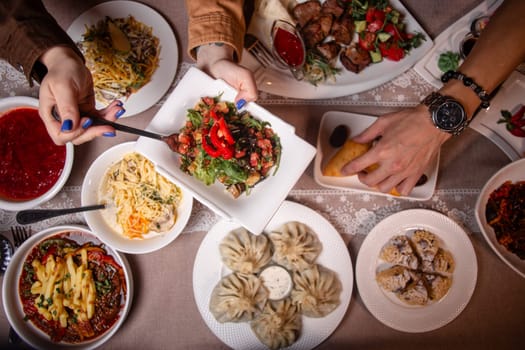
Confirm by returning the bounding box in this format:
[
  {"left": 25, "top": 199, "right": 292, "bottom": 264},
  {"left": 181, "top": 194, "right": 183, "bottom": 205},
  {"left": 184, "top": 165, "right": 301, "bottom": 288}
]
[
  {"left": 271, "top": 20, "right": 306, "bottom": 80},
  {"left": 459, "top": 32, "right": 477, "bottom": 59}
]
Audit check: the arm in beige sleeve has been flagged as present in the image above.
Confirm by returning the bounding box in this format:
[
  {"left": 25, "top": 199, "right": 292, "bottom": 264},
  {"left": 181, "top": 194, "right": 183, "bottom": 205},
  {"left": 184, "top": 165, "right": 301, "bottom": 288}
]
[{"left": 185, "top": 0, "right": 246, "bottom": 61}]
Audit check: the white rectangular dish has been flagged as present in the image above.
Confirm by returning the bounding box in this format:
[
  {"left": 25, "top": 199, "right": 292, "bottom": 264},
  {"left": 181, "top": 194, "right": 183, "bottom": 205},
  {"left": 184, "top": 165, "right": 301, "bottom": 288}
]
[
  {"left": 469, "top": 70, "right": 525, "bottom": 161},
  {"left": 135, "top": 67, "right": 316, "bottom": 234},
  {"left": 314, "top": 111, "right": 439, "bottom": 201}
]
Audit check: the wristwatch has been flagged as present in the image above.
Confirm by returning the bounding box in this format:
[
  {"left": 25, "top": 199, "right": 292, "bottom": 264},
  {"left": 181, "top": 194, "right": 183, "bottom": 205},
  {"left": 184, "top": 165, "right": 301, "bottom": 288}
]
[{"left": 422, "top": 92, "right": 468, "bottom": 136}]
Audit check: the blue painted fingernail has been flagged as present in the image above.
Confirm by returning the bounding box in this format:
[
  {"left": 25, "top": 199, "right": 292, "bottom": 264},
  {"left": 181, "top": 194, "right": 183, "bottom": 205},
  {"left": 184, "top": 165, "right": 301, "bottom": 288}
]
[
  {"left": 236, "top": 99, "right": 246, "bottom": 110},
  {"left": 116, "top": 100, "right": 124, "bottom": 107},
  {"left": 82, "top": 118, "right": 93, "bottom": 129},
  {"left": 103, "top": 131, "right": 116, "bottom": 137},
  {"left": 115, "top": 108, "right": 126, "bottom": 119},
  {"left": 61, "top": 119, "right": 73, "bottom": 132}
]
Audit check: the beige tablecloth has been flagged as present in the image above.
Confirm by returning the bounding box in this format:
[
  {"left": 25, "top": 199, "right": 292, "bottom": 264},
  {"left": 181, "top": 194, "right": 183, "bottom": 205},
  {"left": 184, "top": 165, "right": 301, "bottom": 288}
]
[{"left": 1, "top": 1, "right": 524, "bottom": 349}]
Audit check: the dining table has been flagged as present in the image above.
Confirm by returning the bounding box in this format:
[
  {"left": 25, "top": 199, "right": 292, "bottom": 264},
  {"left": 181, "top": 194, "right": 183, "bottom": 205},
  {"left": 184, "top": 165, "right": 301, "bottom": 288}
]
[{"left": 1, "top": 0, "right": 524, "bottom": 349}]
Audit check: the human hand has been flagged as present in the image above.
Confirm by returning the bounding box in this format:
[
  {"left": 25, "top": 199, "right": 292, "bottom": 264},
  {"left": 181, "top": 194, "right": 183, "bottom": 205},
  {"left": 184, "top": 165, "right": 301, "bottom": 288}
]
[
  {"left": 341, "top": 105, "right": 450, "bottom": 196},
  {"left": 37, "top": 46, "right": 125, "bottom": 145},
  {"left": 196, "top": 43, "right": 258, "bottom": 104}
]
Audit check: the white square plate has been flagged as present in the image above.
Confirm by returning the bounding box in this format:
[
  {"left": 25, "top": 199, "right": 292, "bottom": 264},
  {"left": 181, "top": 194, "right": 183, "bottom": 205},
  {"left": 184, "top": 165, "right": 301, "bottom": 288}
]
[
  {"left": 135, "top": 67, "right": 316, "bottom": 234},
  {"left": 314, "top": 111, "right": 439, "bottom": 200}
]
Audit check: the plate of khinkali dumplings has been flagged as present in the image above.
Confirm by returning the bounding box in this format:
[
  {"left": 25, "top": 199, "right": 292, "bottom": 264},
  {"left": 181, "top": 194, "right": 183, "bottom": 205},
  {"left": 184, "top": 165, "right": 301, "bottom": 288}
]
[
  {"left": 193, "top": 200, "right": 353, "bottom": 349},
  {"left": 356, "top": 209, "right": 477, "bottom": 333}
]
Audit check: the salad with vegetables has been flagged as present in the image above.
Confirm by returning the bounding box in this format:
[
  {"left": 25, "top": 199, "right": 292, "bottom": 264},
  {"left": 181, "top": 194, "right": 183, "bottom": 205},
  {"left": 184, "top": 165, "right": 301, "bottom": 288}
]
[
  {"left": 352, "top": 0, "right": 425, "bottom": 62},
  {"left": 172, "top": 96, "right": 282, "bottom": 198}
]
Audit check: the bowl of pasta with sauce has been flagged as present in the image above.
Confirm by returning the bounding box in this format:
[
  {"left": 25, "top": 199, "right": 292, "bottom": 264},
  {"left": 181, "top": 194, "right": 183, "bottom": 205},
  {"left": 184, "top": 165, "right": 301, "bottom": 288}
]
[
  {"left": 2, "top": 225, "right": 133, "bottom": 350},
  {"left": 81, "top": 141, "right": 193, "bottom": 254}
]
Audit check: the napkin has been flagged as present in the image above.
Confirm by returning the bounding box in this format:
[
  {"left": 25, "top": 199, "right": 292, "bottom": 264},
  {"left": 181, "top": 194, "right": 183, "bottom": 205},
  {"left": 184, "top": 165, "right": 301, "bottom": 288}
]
[{"left": 247, "top": 0, "right": 297, "bottom": 49}]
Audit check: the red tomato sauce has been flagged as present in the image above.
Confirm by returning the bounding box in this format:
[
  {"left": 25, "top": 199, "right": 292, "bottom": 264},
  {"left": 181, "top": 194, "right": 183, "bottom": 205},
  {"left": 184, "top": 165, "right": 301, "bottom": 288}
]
[
  {"left": 273, "top": 27, "right": 305, "bottom": 67},
  {"left": 0, "top": 107, "right": 66, "bottom": 201}
]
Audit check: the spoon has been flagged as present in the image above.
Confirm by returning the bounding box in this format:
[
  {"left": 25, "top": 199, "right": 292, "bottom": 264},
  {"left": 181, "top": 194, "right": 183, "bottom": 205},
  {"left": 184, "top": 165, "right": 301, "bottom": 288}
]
[{"left": 16, "top": 204, "right": 106, "bottom": 225}]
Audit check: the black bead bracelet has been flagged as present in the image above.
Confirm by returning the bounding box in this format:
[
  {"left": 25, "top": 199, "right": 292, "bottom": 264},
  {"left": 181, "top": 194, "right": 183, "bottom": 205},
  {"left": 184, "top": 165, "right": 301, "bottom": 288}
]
[{"left": 441, "top": 70, "right": 490, "bottom": 109}]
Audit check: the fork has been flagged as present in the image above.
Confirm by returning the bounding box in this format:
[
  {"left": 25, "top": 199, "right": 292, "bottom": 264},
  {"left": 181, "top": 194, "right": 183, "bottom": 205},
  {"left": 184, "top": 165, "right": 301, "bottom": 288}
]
[
  {"left": 8, "top": 226, "right": 31, "bottom": 345},
  {"left": 11, "top": 226, "right": 31, "bottom": 248},
  {"left": 244, "top": 33, "right": 274, "bottom": 68}
]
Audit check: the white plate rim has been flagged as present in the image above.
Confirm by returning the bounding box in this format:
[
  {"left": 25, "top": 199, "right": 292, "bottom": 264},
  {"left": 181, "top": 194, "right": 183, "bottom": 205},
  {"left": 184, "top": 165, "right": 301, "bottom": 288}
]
[
  {"left": 1, "top": 224, "right": 133, "bottom": 350},
  {"left": 313, "top": 111, "right": 439, "bottom": 201},
  {"left": 0, "top": 96, "right": 74, "bottom": 211},
  {"left": 81, "top": 141, "right": 193, "bottom": 254},
  {"left": 246, "top": 0, "right": 433, "bottom": 99},
  {"left": 355, "top": 208, "right": 477, "bottom": 333},
  {"left": 192, "top": 200, "right": 353, "bottom": 349},
  {"left": 474, "top": 158, "right": 525, "bottom": 278},
  {"left": 66, "top": 0, "right": 178, "bottom": 116}
]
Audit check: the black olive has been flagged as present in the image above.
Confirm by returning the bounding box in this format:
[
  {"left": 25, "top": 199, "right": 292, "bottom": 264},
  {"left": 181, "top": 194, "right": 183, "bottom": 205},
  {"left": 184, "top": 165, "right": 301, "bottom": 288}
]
[
  {"left": 415, "top": 174, "right": 428, "bottom": 187},
  {"left": 329, "top": 124, "right": 350, "bottom": 148}
]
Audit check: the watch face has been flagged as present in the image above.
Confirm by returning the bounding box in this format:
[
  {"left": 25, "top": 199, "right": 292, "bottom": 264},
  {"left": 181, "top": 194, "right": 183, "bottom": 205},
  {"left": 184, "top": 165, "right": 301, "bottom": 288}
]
[{"left": 433, "top": 100, "right": 466, "bottom": 131}]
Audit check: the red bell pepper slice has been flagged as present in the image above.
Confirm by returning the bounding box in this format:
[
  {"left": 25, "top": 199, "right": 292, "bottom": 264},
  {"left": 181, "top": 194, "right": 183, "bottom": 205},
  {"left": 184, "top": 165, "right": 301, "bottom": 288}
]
[
  {"left": 217, "top": 117, "right": 235, "bottom": 145},
  {"left": 201, "top": 127, "right": 221, "bottom": 158}
]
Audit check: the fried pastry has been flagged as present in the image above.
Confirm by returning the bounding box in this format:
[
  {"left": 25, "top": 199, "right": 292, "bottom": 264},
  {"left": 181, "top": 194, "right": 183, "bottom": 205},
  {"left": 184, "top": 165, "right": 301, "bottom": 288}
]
[
  {"left": 423, "top": 273, "right": 452, "bottom": 301},
  {"left": 376, "top": 230, "right": 455, "bottom": 306},
  {"left": 411, "top": 229, "right": 440, "bottom": 262},
  {"left": 376, "top": 265, "right": 414, "bottom": 293},
  {"left": 379, "top": 235, "right": 419, "bottom": 270},
  {"left": 397, "top": 275, "right": 428, "bottom": 306},
  {"left": 322, "top": 139, "right": 371, "bottom": 177}
]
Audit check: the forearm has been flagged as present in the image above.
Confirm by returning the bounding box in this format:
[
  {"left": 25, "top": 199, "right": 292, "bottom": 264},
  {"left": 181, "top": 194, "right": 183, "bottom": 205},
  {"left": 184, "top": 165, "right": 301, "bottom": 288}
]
[
  {"left": 185, "top": 0, "right": 245, "bottom": 61},
  {"left": 440, "top": 0, "right": 525, "bottom": 117},
  {"left": 0, "top": 0, "right": 82, "bottom": 84}
]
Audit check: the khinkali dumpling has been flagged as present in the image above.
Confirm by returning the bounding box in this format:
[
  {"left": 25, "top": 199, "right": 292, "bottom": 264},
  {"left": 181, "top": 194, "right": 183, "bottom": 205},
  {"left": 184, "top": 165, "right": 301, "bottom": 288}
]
[
  {"left": 291, "top": 264, "right": 341, "bottom": 318},
  {"left": 209, "top": 272, "right": 268, "bottom": 323},
  {"left": 269, "top": 221, "right": 322, "bottom": 271},
  {"left": 250, "top": 299, "right": 302, "bottom": 350},
  {"left": 219, "top": 227, "right": 273, "bottom": 274}
]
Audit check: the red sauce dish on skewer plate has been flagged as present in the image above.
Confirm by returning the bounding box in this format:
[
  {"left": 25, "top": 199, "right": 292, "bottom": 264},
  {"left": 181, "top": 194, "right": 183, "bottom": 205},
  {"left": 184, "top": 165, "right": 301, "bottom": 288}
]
[{"left": 0, "top": 97, "right": 74, "bottom": 211}]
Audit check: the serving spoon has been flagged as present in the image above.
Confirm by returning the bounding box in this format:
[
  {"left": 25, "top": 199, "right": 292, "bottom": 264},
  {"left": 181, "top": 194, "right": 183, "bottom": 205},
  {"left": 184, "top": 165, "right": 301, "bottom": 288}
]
[{"left": 16, "top": 204, "right": 106, "bottom": 225}]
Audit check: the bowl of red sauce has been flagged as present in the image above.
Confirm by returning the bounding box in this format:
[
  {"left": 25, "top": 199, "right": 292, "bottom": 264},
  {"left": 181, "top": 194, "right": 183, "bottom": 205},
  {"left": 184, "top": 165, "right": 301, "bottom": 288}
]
[
  {"left": 0, "top": 97, "right": 74, "bottom": 211},
  {"left": 271, "top": 19, "right": 306, "bottom": 80}
]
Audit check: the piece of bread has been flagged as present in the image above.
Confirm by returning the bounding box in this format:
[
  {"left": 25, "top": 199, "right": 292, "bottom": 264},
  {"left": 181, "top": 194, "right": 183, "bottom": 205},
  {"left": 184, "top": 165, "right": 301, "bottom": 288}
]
[
  {"left": 322, "top": 139, "right": 400, "bottom": 196},
  {"left": 322, "top": 139, "right": 371, "bottom": 177}
]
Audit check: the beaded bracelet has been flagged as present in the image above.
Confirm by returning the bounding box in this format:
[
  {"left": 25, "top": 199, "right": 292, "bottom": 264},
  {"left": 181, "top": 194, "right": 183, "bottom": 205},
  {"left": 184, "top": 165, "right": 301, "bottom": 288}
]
[{"left": 441, "top": 70, "right": 490, "bottom": 109}]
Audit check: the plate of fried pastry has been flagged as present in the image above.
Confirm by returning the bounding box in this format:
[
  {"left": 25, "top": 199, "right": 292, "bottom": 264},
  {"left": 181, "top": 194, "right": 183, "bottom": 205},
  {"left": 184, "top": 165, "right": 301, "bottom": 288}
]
[
  {"left": 192, "top": 200, "right": 353, "bottom": 349},
  {"left": 356, "top": 209, "right": 477, "bottom": 333}
]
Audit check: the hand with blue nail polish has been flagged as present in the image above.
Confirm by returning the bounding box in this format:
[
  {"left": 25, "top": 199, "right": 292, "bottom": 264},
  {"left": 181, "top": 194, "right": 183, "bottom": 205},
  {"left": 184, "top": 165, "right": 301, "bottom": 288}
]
[
  {"left": 0, "top": 0, "right": 127, "bottom": 146},
  {"left": 195, "top": 44, "right": 258, "bottom": 107}
]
